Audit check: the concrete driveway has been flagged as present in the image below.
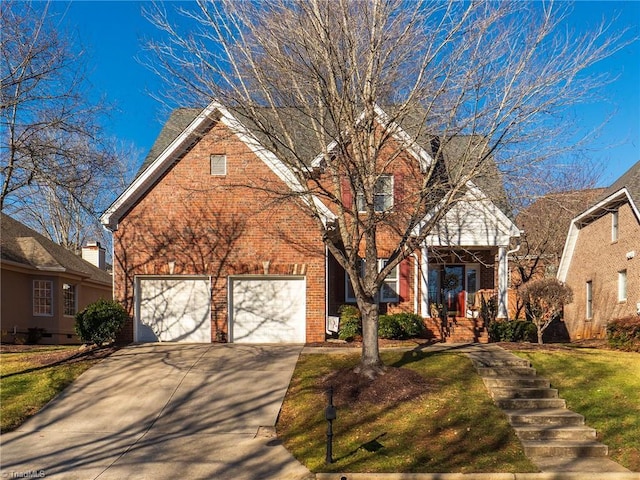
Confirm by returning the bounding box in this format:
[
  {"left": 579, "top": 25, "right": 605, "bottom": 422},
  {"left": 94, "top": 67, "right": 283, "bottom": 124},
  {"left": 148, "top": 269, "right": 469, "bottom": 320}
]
[{"left": 1, "top": 344, "right": 311, "bottom": 480}]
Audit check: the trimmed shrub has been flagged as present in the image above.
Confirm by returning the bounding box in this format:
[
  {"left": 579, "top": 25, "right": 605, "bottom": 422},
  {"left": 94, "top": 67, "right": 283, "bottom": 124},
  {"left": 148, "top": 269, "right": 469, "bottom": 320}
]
[
  {"left": 394, "top": 313, "right": 427, "bottom": 338},
  {"left": 378, "top": 315, "right": 403, "bottom": 339},
  {"left": 75, "top": 299, "right": 128, "bottom": 346},
  {"left": 338, "top": 305, "right": 361, "bottom": 341},
  {"left": 607, "top": 316, "right": 640, "bottom": 352},
  {"left": 489, "top": 320, "right": 537, "bottom": 343}
]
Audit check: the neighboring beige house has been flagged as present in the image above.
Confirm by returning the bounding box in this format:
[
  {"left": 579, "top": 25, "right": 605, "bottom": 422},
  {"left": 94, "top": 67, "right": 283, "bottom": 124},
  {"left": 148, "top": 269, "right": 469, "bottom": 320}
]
[
  {"left": 1, "top": 213, "right": 112, "bottom": 344},
  {"left": 558, "top": 161, "right": 640, "bottom": 339}
]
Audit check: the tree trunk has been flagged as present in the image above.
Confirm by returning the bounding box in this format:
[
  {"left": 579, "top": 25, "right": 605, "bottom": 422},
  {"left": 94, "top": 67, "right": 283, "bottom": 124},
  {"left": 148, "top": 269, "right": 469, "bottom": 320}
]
[
  {"left": 537, "top": 327, "right": 544, "bottom": 345},
  {"left": 355, "top": 295, "right": 385, "bottom": 379}
]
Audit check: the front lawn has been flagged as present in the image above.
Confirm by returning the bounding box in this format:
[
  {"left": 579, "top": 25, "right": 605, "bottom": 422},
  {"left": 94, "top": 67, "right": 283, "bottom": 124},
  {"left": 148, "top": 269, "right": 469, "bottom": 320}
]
[
  {"left": 0, "top": 345, "right": 114, "bottom": 433},
  {"left": 513, "top": 348, "right": 640, "bottom": 471},
  {"left": 277, "top": 350, "right": 537, "bottom": 473}
]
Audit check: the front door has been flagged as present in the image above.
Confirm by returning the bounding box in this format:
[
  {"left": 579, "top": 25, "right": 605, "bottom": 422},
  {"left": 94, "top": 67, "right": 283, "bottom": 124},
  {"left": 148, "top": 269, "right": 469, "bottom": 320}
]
[
  {"left": 428, "top": 264, "right": 480, "bottom": 317},
  {"left": 442, "top": 266, "right": 464, "bottom": 316}
]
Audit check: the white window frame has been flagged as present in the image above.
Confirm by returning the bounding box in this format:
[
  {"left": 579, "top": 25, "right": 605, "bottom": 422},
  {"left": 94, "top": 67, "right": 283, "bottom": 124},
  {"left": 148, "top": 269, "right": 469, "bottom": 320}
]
[
  {"left": 210, "top": 154, "right": 227, "bottom": 176},
  {"left": 612, "top": 210, "right": 619, "bottom": 242},
  {"left": 586, "top": 280, "right": 593, "bottom": 320},
  {"left": 618, "top": 270, "right": 627, "bottom": 302},
  {"left": 33, "top": 280, "right": 53, "bottom": 316},
  {"left": 63, "top": 283, "right": 77, "bottom": 316},
  {"left": 357, "top": 175, "right": 393, "bottom": 213},
  {"left": 344, "top": 258, "right": 399, "bottom": 303}
]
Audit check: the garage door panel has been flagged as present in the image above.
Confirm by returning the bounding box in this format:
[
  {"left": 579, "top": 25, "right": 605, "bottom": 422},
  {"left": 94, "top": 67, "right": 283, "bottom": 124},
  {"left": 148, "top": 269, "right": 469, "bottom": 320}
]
[
  {"left": 231, "top": 277, "right": 305, "bottom": 343},
  {"left": 137, "top": 277, "right": 211, "bottom": 343}
]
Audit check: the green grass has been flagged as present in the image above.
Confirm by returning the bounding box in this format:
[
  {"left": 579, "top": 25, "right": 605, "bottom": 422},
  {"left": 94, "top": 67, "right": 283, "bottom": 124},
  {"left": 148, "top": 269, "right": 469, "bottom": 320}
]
[
  {"left": 277, "top": 350, "right": 537, "bottom": 473},
  {"left": 0, "top": 346, "right": 101, "bottom": 433},
  {"left": 513, "top": 348, "right": 640, "bottom": 472}
]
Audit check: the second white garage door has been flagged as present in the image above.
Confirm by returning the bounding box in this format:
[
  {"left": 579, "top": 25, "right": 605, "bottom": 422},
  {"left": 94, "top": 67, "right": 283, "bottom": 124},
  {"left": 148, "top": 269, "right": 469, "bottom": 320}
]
[
  {"left": 136, "top": 276, "right": 211, "bottom": 343},
  {"left": 229, "top": 276, "right": 306, "bottom": 343}
]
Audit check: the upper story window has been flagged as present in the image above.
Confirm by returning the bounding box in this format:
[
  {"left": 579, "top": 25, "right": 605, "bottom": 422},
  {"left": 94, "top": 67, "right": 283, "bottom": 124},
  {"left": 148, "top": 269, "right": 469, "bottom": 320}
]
[
  {"left": 33, "top": 280, "right": 53, "bottom": 316},
  {"left": 586, "top": 280, "right": 593, "bottom": 320},
  {"left": 357, "top": 175, "right": 393, "bottom": 212},
  {"left": 618, "top": 270, "right": 627, "bottom": 302},
  {"left": 63, "top": 283, "right": 77, "bottom": 316},
  {"left": 210, "top": 154, "right": 227, "bottom": 176},
  {"left": 612, "top": 210, "right": 619, "bottom": 242},
  {"left": 345, "top": 258, "right": 399, "bottom": 303}
]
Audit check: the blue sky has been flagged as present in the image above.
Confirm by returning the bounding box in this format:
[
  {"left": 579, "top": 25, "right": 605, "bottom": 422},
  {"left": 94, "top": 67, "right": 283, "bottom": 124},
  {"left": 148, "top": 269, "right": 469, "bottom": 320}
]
[{"left": 48, "top": 0, "right": 639, "bottom": 187}]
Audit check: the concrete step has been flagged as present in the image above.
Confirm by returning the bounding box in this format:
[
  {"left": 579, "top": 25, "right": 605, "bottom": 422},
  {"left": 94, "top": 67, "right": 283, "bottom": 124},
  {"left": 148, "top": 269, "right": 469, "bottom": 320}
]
[
  {"left": 522, "top": 440, "right": 609, "bottom": 457},
  {"left": 515, "top": 425, "right": 597, "bottom": 441},
  {"left": 483, "top": 377, "right": 550, "bottom": 389},
  {"left": 476, "top": 366, "right": 537, "bottom": 377},
  {"left": 497, "top": 397, "right": 566, "bottom": 409},
  {"left": 490, "top": 387, "right": 558, "bottom": 399},
  {"left": 471, "top": 357, "right": 531, "bottom": 368},
  {"left": 507, "top": 408, "right": 585, "bottom": 427}
]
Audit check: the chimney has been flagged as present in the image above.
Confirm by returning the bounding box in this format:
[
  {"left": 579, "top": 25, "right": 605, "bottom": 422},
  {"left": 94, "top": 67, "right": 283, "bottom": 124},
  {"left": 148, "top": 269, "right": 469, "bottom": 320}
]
[{"left": 82, "top": 241, "right": 106, "bottom": 270}]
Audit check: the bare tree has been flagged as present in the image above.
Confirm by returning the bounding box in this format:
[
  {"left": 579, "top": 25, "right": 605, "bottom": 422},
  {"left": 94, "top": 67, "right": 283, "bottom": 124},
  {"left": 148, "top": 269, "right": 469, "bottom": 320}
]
[
  {"left": 143, "top": 0, "right": 632, "bottom": 376},
  {"left": 520, "top": 277, "right": 573, "bottom": 344},
  {"left": 1, "top": 0, "right": 126, "bottom": 242}
]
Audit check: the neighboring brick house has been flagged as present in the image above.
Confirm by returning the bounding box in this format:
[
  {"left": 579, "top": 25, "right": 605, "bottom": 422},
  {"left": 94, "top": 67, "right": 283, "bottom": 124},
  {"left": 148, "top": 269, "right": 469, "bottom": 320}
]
[
  {"left": 1, "top": 213, "right": 112, "bottom": 344},
  {"left": 558, "top": 160, "right": 640, "bottom": 339},
  {"left": 101, "top": 102, "right": 520, "bottom": 344}
]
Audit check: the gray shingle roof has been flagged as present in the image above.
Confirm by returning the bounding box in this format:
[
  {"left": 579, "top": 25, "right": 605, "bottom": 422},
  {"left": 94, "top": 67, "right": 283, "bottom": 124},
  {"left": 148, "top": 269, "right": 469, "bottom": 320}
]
[
  {"left": 604, "top": 159, "right": 640, "bottom": 205},
  {"left": 1, "top": 213, "right": 112, "bottom": 285}
]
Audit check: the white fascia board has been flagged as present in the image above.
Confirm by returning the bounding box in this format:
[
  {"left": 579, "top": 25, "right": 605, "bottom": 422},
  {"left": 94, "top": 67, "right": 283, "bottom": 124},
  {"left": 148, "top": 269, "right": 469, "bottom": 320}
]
[
  {"left": 556, "top": 187, "right": 638, "bottom": 283},
  {"left": 310, "top": 104, "right": 434, "bottom": 172},
  {"left": 100, "top": 102, "right": 220, "bottom": 230}
]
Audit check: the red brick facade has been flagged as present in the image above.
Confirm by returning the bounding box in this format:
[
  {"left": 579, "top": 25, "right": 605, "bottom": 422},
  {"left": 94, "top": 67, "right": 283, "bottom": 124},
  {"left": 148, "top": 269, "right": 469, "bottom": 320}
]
[{"left": 563, "top": 202, "right": 640, "bottom": 339}]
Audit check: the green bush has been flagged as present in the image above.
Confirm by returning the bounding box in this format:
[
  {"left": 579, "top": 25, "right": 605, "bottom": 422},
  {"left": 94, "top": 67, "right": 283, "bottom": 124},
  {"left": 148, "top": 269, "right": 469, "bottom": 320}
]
[
  {"left": 75, "top": 299, "right": 128, "bottom": 346},
  {"left": 338, "top": 305, "right": 361, "bottom": 341},
  {"left": 489, "top": 320, "right": 536, "bottom": 343},
  {"left": 394, "top": 313, "right": 427, "bottom": 338},
  {"left": 607, "top": 316, "right": 640, "bottom": 352},
  {"left": 378, "top": 315, "right": 403, "bottom": 339}
]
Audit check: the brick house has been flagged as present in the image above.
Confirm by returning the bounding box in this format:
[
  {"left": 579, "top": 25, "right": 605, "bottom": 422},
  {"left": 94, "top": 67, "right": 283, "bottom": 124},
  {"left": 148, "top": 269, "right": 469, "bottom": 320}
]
[
  {"left": 101, "top": 102, "right": 520, "bottom": 344},
  {"left": 558, "top": 160, "right": 640, "bottom": 339},
  {"left": 1, "top": 213, "right": 112, "bottom": 344}
]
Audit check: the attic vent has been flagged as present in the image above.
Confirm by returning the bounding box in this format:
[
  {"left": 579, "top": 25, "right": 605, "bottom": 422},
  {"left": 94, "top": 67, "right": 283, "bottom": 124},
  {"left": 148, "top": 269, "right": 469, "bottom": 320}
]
[{"left": 210, "top": 154, "right": 227, "bottom": 176}]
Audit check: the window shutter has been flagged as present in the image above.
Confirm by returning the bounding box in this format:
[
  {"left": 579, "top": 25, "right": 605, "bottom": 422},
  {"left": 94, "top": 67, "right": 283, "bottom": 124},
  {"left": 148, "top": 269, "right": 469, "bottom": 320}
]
[
  {"left": 399, "top": 258, "right": 410, "bottom": 301},
  {"left": 394, "top": 174, "right": 404, "bottom": 209},
  {"left": 341, "top": 177, "right": 353, "bottom": 209}
]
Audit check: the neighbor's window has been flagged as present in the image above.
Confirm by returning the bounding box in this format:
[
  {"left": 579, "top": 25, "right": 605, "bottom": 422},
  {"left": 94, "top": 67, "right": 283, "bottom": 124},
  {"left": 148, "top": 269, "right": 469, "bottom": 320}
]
[
  {"left": 33, "top": 280, "right": 53, "bottom": 316},
  {"left": 210, "top": 154, "right": 227, "bottom": 176},
  {"left": 63, "top": 283, "right": 77, "bottom": 316},
  {"left": 357, "top": 175, "right": 393, "bottom": 212},
  {"left": 612, "top": 210, "right": 619, "bottom": 242},
  {"left": 586, "top": 281, "right": 593, "bottom": 320},
  {"left": 618, "top": 270, "right": 627, "bottom": 302}
]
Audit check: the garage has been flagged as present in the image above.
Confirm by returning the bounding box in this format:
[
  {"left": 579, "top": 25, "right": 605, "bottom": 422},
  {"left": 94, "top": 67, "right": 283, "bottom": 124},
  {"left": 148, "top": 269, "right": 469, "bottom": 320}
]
[
  {"left": 136, "top": 276, "right": 211, "bottom": 342},
  {"left": 229, "top": 276, "right": 306, "bottom": 343}
]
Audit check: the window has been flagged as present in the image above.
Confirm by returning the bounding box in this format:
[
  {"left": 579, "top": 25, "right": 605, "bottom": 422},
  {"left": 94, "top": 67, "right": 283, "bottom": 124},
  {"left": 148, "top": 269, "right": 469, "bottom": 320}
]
[
  {"left": 33, "top": 280, "right": 53, "bottom": 316},
  {"left": 612, "top": 210, "right": 619, "bottom": 242},
  {"left": 357, "top": 175, "right": 393, "bottom": 212},
  {"left": 210, "top": 154, "right": 227, "bottom": 176},
  {"left": 618, "top": 270, "right": 627, "bottom": 302},
  {"left": 586, "top": 281, "right": 593, "bottom": 320},
  {"left": 344, "top": 258, "right": 399, "bottom": 303},
  {"left": 63, "top": 283, "right": 77, "bottom": 316}
]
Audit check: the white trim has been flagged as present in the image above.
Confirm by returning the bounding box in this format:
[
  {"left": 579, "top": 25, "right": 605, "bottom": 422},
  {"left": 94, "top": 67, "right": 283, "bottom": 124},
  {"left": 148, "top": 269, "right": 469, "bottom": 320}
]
[{"left": 558, "top": 188, "right": 639, "bottom": 282}]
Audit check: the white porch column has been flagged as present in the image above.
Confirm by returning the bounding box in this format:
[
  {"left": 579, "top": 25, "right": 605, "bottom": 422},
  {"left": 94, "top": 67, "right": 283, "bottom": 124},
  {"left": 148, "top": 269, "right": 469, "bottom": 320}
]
[
  {"left": 420, "top": 246, "right": 430, "bottom": 317},
  {"left": 497, "top": 246, "right": 509, "bottom": 319}
]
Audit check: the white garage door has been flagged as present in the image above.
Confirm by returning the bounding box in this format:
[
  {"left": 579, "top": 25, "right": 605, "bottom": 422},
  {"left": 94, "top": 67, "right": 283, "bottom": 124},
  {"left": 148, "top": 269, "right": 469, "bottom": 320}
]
[
  {"left": 136, "top": 277, "right": 211, "bottom": 342},
  {"left": 229, "top": 276, "right": 306, "bottom": 343}
]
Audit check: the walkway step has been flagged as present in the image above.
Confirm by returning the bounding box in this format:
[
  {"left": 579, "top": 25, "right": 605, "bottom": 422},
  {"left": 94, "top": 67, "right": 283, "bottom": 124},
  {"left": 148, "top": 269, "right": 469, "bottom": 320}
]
[
  {"left": 522, "top": 440, "right": 608, "bottom": 457},
  {"left": 507, "top": 408, "right": 585, "bottom": 426},
  {"left": 476, "top": 366, "right": 536, "bottom": 377},
  {"left": 483, "top": 377, "right": 550, "bottom": 388},
  {"left": 491, "top": 387, "right": 558, "bottom": 399},
  {"left": 497, "top": 398, "right": 566, "bottom": 409},
  {"left": 515, "top": 425, "right": 597, "bottom": 441}
]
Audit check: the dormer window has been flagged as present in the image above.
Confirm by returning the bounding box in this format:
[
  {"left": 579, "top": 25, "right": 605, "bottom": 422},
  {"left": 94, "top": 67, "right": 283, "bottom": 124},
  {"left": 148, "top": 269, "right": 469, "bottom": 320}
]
[
  {"left": 210, "top": 154, "right": 227, "bottom": 176},
  {"left": 357, "top": 175, "right": 393, "bottom": 212}
]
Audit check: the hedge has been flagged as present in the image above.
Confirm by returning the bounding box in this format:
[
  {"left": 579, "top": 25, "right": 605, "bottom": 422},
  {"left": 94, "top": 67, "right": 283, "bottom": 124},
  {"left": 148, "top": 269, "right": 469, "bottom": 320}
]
[{"left": 607, "top": 315, "right": 640, "bottom": 352}]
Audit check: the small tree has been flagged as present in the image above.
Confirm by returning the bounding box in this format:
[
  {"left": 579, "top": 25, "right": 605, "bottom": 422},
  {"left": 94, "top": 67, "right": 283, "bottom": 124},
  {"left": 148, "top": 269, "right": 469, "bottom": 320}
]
[
  {"left": 519, "top": 278, "right": 572, "bottom": 344},
  {"left": 75, "top": 299, "right": 128, "bottom": 346}
]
